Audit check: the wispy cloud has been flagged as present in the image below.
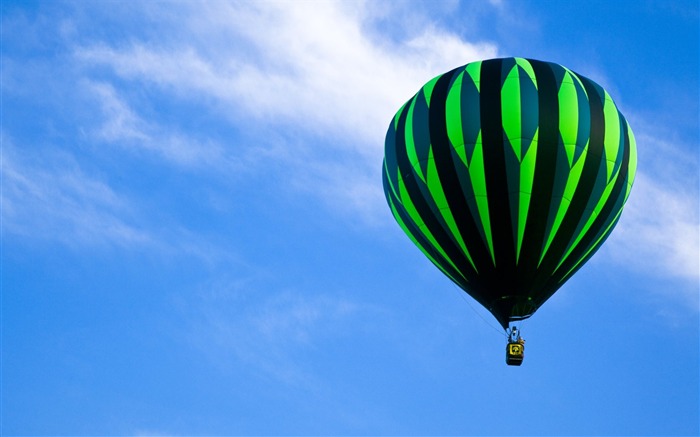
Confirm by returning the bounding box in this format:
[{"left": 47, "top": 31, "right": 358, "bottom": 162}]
[
  {"left": 74, "top": 1, "right": 498, "bottom": 223},
  {"left": 186, "top": 280, "right": 373, "bottom": 387},
  {"left": 611, "top": 174, "right": 698, "bottom": 282},
  {"left": 1, "top": 136, "right": 232, "bottom": 264},
  {"left": 1, "top": 137, "right": 152, "bottom": 248},
  {"left": 87, "top": 81, "right": 236, "bottom": 172},
  {"left": 2, "top": 0, "right": 493, "bottom": 257},
  {"left": 605, "top": 128, "right": 699, "bottom": 306},
  {"left": 76, "top": 2, "right": 497, "bottom": 148}
]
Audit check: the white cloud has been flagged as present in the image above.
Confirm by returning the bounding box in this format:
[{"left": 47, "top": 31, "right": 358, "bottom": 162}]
[
  {"left": 5, "top": 0, "right": 495, "bottom": 256},
  {"left": 1, "top": 137, "right": 232, "bottom": 263},
  {"left": 187, "top": 283, "right": 370, "bottom": 387},
  {"left": 288, "top": 157, "right": 390, "bottom": 226},
  {"left": 604, "top": 129, "right": 699, "bottom": 306},
  {"left": 87, "top": 81, "right": 235, "bottom": 171},
  {"left": 74, "top": 1, "right": 498, "bottom": 223},
  {"left": 1, "top": 138, "right": 152, "bottom": 248},
  {"left": 76, "top": 2, "right": 497, "bottom": 151},
  {"left": 611, "top": 174, "right": 699, "bottom": 282}
]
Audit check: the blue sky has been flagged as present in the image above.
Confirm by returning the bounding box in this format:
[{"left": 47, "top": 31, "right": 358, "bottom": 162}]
[{"left": 2, "top": 0, "right": 698, "bottom": 435}]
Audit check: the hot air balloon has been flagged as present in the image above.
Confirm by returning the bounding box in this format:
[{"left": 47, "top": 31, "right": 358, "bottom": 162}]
[{"left": 382, "top": 57, "right": 637, "bottom": 365}]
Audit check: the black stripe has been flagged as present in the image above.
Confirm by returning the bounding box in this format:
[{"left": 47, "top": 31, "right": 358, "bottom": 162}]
[
  {"left": 428, "top": 67, "right": 498, "bottom": 297},
  {"left": 383, "top": 171, "right": 470, "bottom": 291},
  {"left": 531, "top": 73, "right": 608, "bottom": 298},
  {"left": 392, "top": 88, "right": 478, "bottom": 284},
  {"left": 555, "top": 115, "right": 631, "bottom": 280},
  {"left": 480, "top": 59, "right": 517, "bottom": 284},
  {"left": 517, "top": 59, "right": 561, "bottom": 299}
]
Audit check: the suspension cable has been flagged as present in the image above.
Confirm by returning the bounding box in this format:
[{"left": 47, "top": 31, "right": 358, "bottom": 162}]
[{"left": 448, "top": 282, "right": 506, "bottom": 337}]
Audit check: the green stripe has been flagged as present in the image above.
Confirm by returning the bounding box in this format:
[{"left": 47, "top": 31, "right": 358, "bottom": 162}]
[
  {"left": 558, "top": 71, "right": 579, "bottom": 166},
  {"left": 446, "top": 71, "right": 465, "bottom": 152},
  {"left": 394, "top": 100, "right": 409, "bottom": 131},
  {"left": 404, "top": 98, "right": 425, "bottom": 183},
  {"left": 515, "top": 57, "right": 537, "bottom": 88},
  {"left": 468, "top": 136, "right": 495, "bottom": 265},
  {"left": 388, "top": 192, "right": 412, "bottom": 239},
  {"left": 554, "top": 166, "right": 622, "bottom": 273},
  {"left": 502, "top": 64, "right": 522, "bottom": 160},
  {"left": 464, "top": 61, "right": 482, "bottom": 92},
  {"left": 557, "top": 208, "right": 623, "bottom": 281},
  {"left": 539, "top": 145, "right": 588, "bottom": 264},
  {"left": 388, "top": 194, "right": 467, "bottom": 286},
  {"left": 569, "top": 69, "right": 590, "bottom": 164},
  {"left": 566, "top": 66, "right": 587, "bottom": 94},
  {"left": 622, "top": 120, "right": 637, "bottom": 203},
  {"left": 398, "top": 174, "right": 458, "bottom": 272},
  {"left": 422, "top": 75, "right": 441, "bottom": 105},
  {"left": 517, "top": 133, "right": 537, "bottom": 263},
  {"left": 626, "top": 123, "right": 638, "bottom": 184},
  {"left": 383, "top": 159, "right": 400, "bottom": 202},
  {"left": 603, "top": 92, "right": 622, "bottom": 182},
  {"left": 425, "top": 148, "right": 477, "bottom": 271}
]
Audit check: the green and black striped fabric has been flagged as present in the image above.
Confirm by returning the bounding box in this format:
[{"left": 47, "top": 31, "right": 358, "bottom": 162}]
[{"left": 382, "top": 57, "right": 637, "bottom": 329}]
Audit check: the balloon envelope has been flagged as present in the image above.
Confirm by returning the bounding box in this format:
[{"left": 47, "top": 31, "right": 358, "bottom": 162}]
[{"left": 382, "top": 57, "right": 637, "bottom": 329}]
